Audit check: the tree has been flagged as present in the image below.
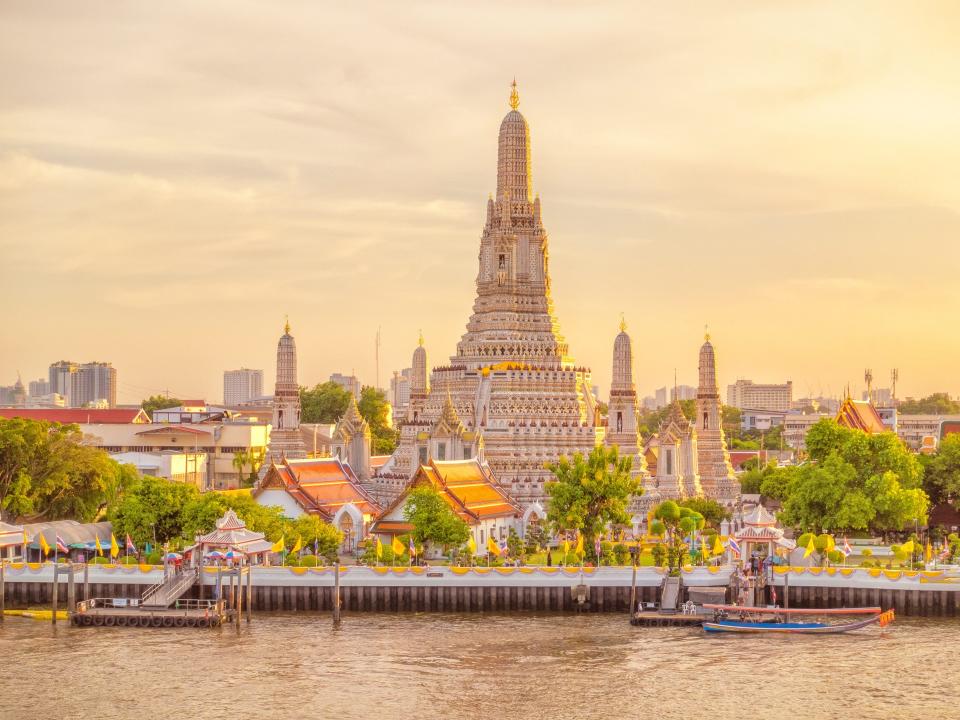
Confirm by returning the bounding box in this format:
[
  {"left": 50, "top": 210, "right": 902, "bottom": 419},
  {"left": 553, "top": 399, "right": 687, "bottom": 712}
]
[
  {"left": 678, "top": 497, "right": 730, "bottom": 526},
  {"left": 141, "top": 395, "right": 182, "bottom": 419},
  {"left": 232, "top": 449, "right": 250, "bottom": 486},
  {"left": 299, "top": 382, "right": 352, "bottom": 424},
  {"left": 650, "top": 500, "right": 704, "bottom": 571},
  {"left": 545, "top": 446, "right": 641, "bottom": 549},
  {"left": 287, "top": 514, "right": 342, "bottom": 563},
  {"left": 403, "top": 485, "right": 470, "bottom": 552},
  {"left": 358, "top": 385, "right": 398, "bottom": 455},
  {"left": 899, "top": 393, "right": 960, "bottom": 415},
  {"left": 109, "top": 475, "right": 200, "bottom": 546},
  {"left": 0, "top": 417, "right": 128, "bottom": 522},
  {"left": 921, "top": 433, "right": 960, "bottom": 506},
  {"left": 524, "top": 522, "right": 547, "bottom": 554}
]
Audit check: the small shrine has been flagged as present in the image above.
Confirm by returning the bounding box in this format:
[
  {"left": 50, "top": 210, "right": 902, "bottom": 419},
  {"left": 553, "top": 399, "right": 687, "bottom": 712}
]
[
  {"left": 734, "top": 505, "right": 796, "bottom": 560},
  {"left": 189, "top": 509, "right": 275, "bottom": 564}
]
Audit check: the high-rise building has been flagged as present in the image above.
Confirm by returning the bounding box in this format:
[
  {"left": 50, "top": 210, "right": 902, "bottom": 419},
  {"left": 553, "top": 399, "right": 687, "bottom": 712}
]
[
  {"left": 389, "top": 368, "right": 412, "bottom": 420},
  {"left": 223, "top": 368, "right": 264, "bottom": 405},
  {"left": 670, "top": 385, "right": 697, "bottom": 402},
  {"left": 330, "top": 373, "right": 362, "bottom": 397},
  {"left": 48, "top": 361, "right": 116, "bottom": 407},
  {"left": 726, "top": 378, "right": 793, "bottom": 412},
  {"left": 655, "top": 387, "right": 668, "bottom": 408},
  {"left": 28, "top": 378, "right": 50, "bottom": 397},
  {"left": 380, "top": 82, "right": 602, "bottom": 507}
]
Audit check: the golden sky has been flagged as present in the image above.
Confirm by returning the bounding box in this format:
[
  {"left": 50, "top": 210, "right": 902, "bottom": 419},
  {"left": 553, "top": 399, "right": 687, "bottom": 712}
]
[{"left": 2, "top": 1, "right": 959, "bottom": 404}]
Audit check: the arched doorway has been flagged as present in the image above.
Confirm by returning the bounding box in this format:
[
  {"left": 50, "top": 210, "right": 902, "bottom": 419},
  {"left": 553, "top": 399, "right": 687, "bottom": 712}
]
[{"left": 339, "top": 513, "right": 355, "bottom": 553}]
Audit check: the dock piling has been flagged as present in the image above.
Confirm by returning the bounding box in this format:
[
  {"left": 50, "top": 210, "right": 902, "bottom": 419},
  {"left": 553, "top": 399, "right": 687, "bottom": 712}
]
[
  {"left": 629, "top": 562, "right": 637, "bottom": 615},
  {"left": 245, "top": 566, "right": 252, "bottom": 623},
  {"left": 51, "top": 566, "right": 58, "bottom": 625},
  {"left": 333, "top": 561, "right": 341, "bottom": 626},
  {"left": 1, "top": 561, "right": 5, "bottom": 623}
]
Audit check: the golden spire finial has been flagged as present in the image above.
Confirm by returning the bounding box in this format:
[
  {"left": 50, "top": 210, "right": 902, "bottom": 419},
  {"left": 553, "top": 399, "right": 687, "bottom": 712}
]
[
  {"left": 284, "top": 315, "right": 291, "bottom": 335},
  {"left": 509, "top": 77, "right": 519, "bottom": 110},
  {"left": 418, "top": 329, "right": 424, "bottom": 347},
  {"left": 619, "top": 313, "right": 627, "bottom": 333},
  {"left": 704, "top": 323, "right": 710, "bottom": 342}
]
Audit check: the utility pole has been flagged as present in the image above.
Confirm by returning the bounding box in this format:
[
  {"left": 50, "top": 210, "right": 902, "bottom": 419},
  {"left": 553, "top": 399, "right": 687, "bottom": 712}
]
[
  {"left": 864, "top": 368, "right": 873, "bottom": 404},
  {"left": 891, "top": 368, "right": 899, "bottom": 404}
]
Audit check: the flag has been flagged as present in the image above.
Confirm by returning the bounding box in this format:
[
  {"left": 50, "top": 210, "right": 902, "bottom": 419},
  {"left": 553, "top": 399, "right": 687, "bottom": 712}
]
[
  {"left": 110, "top": 533, "right": 119, "bottom": 558},
  {"left": 563, "top": 538, "right": 570, "bottom": 555},
  {"left": 841, "top": 537, "right": 852, "bottom": 558},
  {"left": 271, "top": 535, "right": 285, "bottom": 553},
  {"left": 727, "top": 537, "right": 741, "bottom": 556},
  {"left": 467, "top": 536, "right": 477, "bottom": 554},
  {"left": 803, "top": 536, "right": 815, "bottom": 559},
  {"left": 55, "top": 535, "right": 69, "bottom": 554},
  {"left": 376, "top": 537, "right": 384, "bottom": 560},
  {"left": 901, "top": 540, "right": 915, "bottom": 556},
  {"left": 22, "top": 530, "right": 28, "bottom": 546},
  {"left": 125, "top": 534, "right": 136, "bottom": 553},
  {"left": 712, "top": 535, "right": 724, "bottom": 557},
  {"left": 594, "top": 536, "right": 602, "bottom": 561},
  {"left": 290, "top": 535, "right": 302, "bottom": 554},
  {"left": 409, "top": 537, "right": 417, "bottom": 557},
  {"left": 391, "top": 536, "right": 405, "bottom": 556},
  {"left": 575, "top": 533, "right": 584, "bottom": 556},
  {"left": 145, "top": 542, "right": 152, "bottom": 554},
  {"left": 925, "top": 542, "right": 933, "bottom": 563},
  {"left": 825, "top": 535, "right": 836, "bottom": 553},
  {"left": 39, "top": 534, "right": 51, "bottom": 557},
  {"left": 486, "top": 536, "right": 500, "bottom": 556}
]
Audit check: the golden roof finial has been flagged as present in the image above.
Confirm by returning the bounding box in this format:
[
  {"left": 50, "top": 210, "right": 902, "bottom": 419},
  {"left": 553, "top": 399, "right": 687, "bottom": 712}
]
[
  {"left": 619, "top": 313, "right": 627, "bottom": 333},
  {"left": 704, "top": 323, "right": 710, "bottom": 342},
  {"left": 509, "top": 77, "right": 519, "bottom": 111},
  {"left": 418, "top": 329, "right": 424, "bottom": 347},
  {"left": 284, "top": 315, "right": 291, "bottom": 335}
]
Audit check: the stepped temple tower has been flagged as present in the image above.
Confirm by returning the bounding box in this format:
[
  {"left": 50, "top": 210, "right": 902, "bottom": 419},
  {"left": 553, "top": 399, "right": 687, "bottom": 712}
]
[
  {"left": 604, "top": 319, "right": 656, "bottom": 511},
  {"left": 695, "top": 334, "right": 739, "bottom": 503},
  {"left": 378, "top": 82, "right": 602, "bottom": 506},
  {"left": 332, "top": 393, "right": 372, "bottom": 481},
  {"left": 264, "top": 319, "right": 306, "bottom": 465}
]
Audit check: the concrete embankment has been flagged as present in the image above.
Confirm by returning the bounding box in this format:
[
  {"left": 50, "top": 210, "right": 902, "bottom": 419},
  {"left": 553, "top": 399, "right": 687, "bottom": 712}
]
[{"left": 3, "top": 563, "right": 959, "bottom": 615}]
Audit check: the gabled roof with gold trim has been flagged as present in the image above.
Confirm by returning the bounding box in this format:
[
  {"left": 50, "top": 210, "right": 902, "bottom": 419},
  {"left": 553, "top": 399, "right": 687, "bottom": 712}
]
[
  {"left": 371, "top": 458, "right": 519, "bottom": 533},
  {"left": 255, "top": 456, "right": 382, "bottom": 518},
  {"left": 835, "top": 397, "right": 886, "bottom": 434}
]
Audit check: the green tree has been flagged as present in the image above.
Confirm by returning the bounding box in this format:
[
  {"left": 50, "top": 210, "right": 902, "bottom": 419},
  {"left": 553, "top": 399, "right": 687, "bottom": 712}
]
[
  {"left": 898, "top": 393, "right": 960, "bottom": 415},
  {"left": 524, "top": 522, "right": 547, "bottom": 554},
  {"left": 141, "top": 395, "right": 182, "bottom": 419},
  {"left": 359, "top": 385, "right": 398, "bottom": 455},
  {"left": 506, "top": 527, "right": 524, "bottom": 560},
  {"left": 545, "top": 446, "right": 641, "bottom": 550},
  {"left": 403, "top": 485, "right": 470, "bottom": 552},
  {"left": 109, "top": 475, "right": 200, "bottom": 546},
  {"left": 678, "top": 497, "right": 730, "bottom": 526},
  {"left": 650, "top": 500, "right": 704, "bottom": 571},
  {"left": 231, "top": 449, "right": 251, "bottom": 486},
  {"left": 0, "top": 418, "right": 125, "bottom": 522},
  {"left": 921, "top": 433, "right": 960, "bottom": 506},
  {"left": 287, "top": 514, "right": 342, "bottom": 563},
  {"left": 299, "top": 382, "right": 352, "bottom": 424}
]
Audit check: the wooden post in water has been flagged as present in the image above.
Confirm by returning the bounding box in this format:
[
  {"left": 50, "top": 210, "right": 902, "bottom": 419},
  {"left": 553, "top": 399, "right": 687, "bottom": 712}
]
[
  {"left": 234, "top": 569, "right": 243, "bottom": 630},
  {"left": 333, "top": 561, "right": 342, "bottom": 626},
  {"left": 629, "top": 562, "right": 637, "bottom": 616},
  {"left": 245, "top": 565, "right": 252, "bottom": 623},
  {"left": 83, "top": 562, "right": 90, "bottom": 601},
  {"left": 67, "top": 566, "right": 76, "bottom": 620},
  {"left": 51, "top": 566, "right": 59, "bottom": 625},
  {"left": 0, "top": 561, "right": 5, "bottom": 623},
  {"left": 784, "top": 571, "right": 789, "bottom": 609}
]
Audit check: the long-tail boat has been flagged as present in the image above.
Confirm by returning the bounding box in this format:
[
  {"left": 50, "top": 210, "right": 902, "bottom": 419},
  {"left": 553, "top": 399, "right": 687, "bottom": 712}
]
[{"left": 701, "top": 604, "right": 895, "bottom": 635}]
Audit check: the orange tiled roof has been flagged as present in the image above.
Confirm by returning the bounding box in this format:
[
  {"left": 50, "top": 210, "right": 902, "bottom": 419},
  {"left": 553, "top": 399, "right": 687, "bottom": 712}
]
[
  {"left": 835, "top": 397, "right": 887, "bottom": 434},
  {"left": 0, "top": 408, "right": 151, "bottom": 424},
  {"left": 258, "top": 457, "right": 382, "bottom": 518}
]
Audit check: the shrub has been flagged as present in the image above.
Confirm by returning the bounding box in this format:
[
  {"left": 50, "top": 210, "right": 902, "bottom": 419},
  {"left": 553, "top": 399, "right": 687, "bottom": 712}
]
[
  {"left": 613, "top": 543, "right": 629, "bottom": 566},
  {"left": 119, "top": 556, "right": 138, "bottom": 565},
  {"left": 299, "top": 554, "right": 319, "bottom": 567},
  {"left": 651, "top": 543, "right": 666, "bottom": 567},
  {"left": 145, "top": 551, "right": 162, "bottom": 565},
  {"left": 91, "top": 556, "right": 111, "bottom": 564}
]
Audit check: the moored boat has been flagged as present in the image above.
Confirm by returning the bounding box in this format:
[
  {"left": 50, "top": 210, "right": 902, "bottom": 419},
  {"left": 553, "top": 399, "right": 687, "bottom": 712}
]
[{"left": 701, "top": 604, "right": 895, "bottom": 635}]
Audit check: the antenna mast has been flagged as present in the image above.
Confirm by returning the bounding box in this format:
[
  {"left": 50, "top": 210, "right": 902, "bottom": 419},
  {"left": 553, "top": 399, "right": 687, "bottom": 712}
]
[
  {"left": 864, "top": 368, "right": 873, "bottom": 404},
  {"left": 891, "top": 368, "right": 899, "bottom": 403}
]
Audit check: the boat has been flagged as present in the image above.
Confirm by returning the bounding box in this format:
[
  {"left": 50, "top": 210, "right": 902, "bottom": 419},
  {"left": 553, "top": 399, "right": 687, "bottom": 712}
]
[{"left": 701, "top": 604, "right": 895, "bottom": 635}]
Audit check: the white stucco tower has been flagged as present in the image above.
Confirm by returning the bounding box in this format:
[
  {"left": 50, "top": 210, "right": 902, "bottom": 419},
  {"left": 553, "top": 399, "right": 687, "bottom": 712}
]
[
  {"left": 695, "top": 334, "right": 739, "bottom": 504},
  {"left": 265, "top": 319, "right": 306, "bottom": 464}
]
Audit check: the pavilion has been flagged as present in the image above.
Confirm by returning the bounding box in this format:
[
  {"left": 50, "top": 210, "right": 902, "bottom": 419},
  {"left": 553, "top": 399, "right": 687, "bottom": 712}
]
[
  {"left": 189, "top": 509, "right": 275, "bottom": 564},
  {"left": 734, "top": 505, "right": 796, "bottom": 562}
]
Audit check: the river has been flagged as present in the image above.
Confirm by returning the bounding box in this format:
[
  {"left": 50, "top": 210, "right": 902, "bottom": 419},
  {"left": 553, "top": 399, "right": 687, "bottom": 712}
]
[{"left": 1, "top": 613, "right": 956, "bottom": 720}]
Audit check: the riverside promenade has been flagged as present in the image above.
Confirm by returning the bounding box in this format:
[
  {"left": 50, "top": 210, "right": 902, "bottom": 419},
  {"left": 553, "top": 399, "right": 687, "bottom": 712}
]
[{"left": 3, "top": 562, "right": 959, "bottom": 615}]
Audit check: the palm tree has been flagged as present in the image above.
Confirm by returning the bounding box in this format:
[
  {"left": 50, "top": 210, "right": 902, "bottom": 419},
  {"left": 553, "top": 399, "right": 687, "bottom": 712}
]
[{"left": 231, "top": 449, "right": 250, "bottom": 486}]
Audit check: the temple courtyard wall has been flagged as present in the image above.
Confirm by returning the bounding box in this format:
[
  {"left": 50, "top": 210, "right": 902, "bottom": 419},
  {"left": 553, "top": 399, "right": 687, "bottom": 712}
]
[{"left": 3, "top": 564, "right": 959, "bottom": 616}]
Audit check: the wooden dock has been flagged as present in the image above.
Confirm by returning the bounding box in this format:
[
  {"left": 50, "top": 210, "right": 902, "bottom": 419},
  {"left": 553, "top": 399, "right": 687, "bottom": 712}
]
[{"left": 71, "top": 598, "right": 229, "bottom": 628}]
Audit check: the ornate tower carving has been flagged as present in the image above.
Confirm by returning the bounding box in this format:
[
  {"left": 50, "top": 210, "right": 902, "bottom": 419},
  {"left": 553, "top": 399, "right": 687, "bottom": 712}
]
[
  {"left": 695, "top": 334, "right": 739, "bottom": 504},
  {"left": 333, "top": 393, "right": 372, "bottom": 481},
  {"left": 265, "top": 319, "right": 306, "bottom": 465}
]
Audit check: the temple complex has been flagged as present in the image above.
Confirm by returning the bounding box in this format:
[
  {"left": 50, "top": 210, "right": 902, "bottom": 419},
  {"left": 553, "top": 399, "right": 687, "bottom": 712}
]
[
  {"left": 376, "top": 81, "right": 602, "bottom": 507},
  {"left": 263, "top": 319, "right": 306, "bottom": 465}
]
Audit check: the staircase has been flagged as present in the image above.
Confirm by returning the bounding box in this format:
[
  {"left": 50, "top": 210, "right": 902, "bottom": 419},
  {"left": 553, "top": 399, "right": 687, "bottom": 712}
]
[
  {"left": 141, "top": 567, "right": 199, "bottom": 608},
  {"left": 659, "top": 576, "right": 682, "bottom": 614}
]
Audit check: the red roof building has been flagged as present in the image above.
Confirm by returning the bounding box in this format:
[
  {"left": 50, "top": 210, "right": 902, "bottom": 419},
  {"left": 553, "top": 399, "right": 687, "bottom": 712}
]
[
  {"left": 0, "top": 407, "right": 151, "bottom": 424},
  {"left": 835, "top": 397, "right": 887, "bottom": 434}
]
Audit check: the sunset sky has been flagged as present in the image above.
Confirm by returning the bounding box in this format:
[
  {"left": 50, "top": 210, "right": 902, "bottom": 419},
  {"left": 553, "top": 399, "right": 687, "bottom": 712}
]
[{"left": 2, "top": 1, "right": 958, "bottom": 404}]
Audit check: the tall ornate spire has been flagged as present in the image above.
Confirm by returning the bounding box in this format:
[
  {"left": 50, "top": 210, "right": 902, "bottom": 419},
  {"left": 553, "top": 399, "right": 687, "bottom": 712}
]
[
  {"left": 496, "top": 79, "right": 532, "bottom": 203},
  {"left": 509, "top": 78, "right": 519, "bottom": 110},
  {"left": 284, "top": 315, "right": 291, "bottom": 335}
]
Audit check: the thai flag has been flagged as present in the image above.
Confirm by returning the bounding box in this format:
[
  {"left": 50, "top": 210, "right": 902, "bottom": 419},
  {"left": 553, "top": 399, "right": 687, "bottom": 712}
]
[
  {"left": 727, "top": 538, "right": 741, "bottom": 556},
  {"left": 125, "top": 534, "right": 137, "bottom": 553},
  {"left": 408, "top": 537, "right": 416, "bottom": 556},
  {"left": 594, "top": 537, "right": 602, "bottom": 559},
  {"left": 840, "top": 537, "right": 853, "bottom": 558},
  {"left": 55, "top": 535, "right": 69, "bottom": 554}
]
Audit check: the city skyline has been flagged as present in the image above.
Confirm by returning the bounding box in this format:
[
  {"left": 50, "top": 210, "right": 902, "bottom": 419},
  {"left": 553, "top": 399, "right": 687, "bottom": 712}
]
[{"left": 3, "top": 3, "right": 959, "bottom": 404}]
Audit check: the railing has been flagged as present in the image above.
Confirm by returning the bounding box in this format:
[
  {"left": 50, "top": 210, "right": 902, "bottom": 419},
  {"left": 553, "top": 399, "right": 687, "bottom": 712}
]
[
  {"left": 77, "top": 597, "right": 222, "bottom": 612},
  {"left": 141, "top": 567, "right": 198, "bottom": 607}
]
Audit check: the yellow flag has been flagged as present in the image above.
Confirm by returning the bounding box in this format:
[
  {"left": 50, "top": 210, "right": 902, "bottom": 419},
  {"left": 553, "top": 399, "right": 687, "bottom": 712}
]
[
  {"left": 290, "top": 535, "right": 302, "bottom": 554},
  {"left": 487, "top": 536, "right": 500, "bottom": 556},
  {"left": 22, "top": 530, "right": 28, "bottom": 545},
  {"left": 575, "top": 533, "right": 584, "bottom": 556},
  {"left": 391, "top": 536, "right": 405, "bottom": 556},
  {"left": 901, "top": 540, "right": 914, "bottom": 555},
  {"left": 826, "top": 535, "right": 836, "bottom": 552},
  {"left": 271, "top": 535, "right": 285, "bottom": 553},
  {"left": 110, "top": 533, "right": 120, "bottom": 558},
  {"left": 563, "top": 539, "right": 570, "bottom": 555},
  {"left": 702, "top": 538, "right": 711, "bottom": 558},
  {"left": 39, "top": 534, "right": 51, "bottom": 556},
  {"left": 925, "top": 542, "right": 933, "bottom": 562},
  {"left": 712, "top": 535, "right": 724, "bottom": 556},
  {"left": 467, "top": 536, "right": 477, "bottom": 554},
  {"left": 803, "top": 536, "right": 815, "bottom": 559},
  {"left": 95, "top": 536, "right": 103, "bottom": 556},
  {"left": 376, "top": 537, "right": 383, "bottom": 559}
]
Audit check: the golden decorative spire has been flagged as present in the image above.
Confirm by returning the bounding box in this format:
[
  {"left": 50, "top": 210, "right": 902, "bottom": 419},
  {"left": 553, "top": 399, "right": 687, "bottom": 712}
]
[
  {"left": 704, "top": 323, "right": 710, "bottom": 342},
  {"left": 509, "top": 78, "right": 519, "bottom": 110},
  {"left": 284, "top": 315, "right": 291, "bottom": 335},
  {"left": 418, "top": 329, "right": 424, "bottom": 347},
  {"left": 619, "top": 313, "right": 627, "bottom": 333}
]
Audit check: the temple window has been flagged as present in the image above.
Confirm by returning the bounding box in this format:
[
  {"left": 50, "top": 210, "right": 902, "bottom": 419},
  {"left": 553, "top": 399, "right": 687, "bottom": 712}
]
[{"left": 437, "top": 442, "right": 446, "bottom": 461}]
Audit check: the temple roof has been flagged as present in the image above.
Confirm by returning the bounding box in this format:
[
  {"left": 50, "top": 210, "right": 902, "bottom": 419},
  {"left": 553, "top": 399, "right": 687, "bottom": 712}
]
[
  {"left": 743, "top": 504, "right": 777, "bottom": 526},
  {"left": 0, "top": 407, "right": 151, "bottom": 424},
  {"left": 257, "top": 456, "right": 382, "bottom": 518},
  {"left": 835, "top": 397, "right": 887, "bottom": 434},
  {"left": 196, "top": 510, "right": 268, "bottom": 550}
]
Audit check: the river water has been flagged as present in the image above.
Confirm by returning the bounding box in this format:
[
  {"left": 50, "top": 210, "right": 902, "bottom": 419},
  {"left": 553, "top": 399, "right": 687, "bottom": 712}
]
[{"left": 1, "top": 613, "right": 956, "bottom": 720}]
